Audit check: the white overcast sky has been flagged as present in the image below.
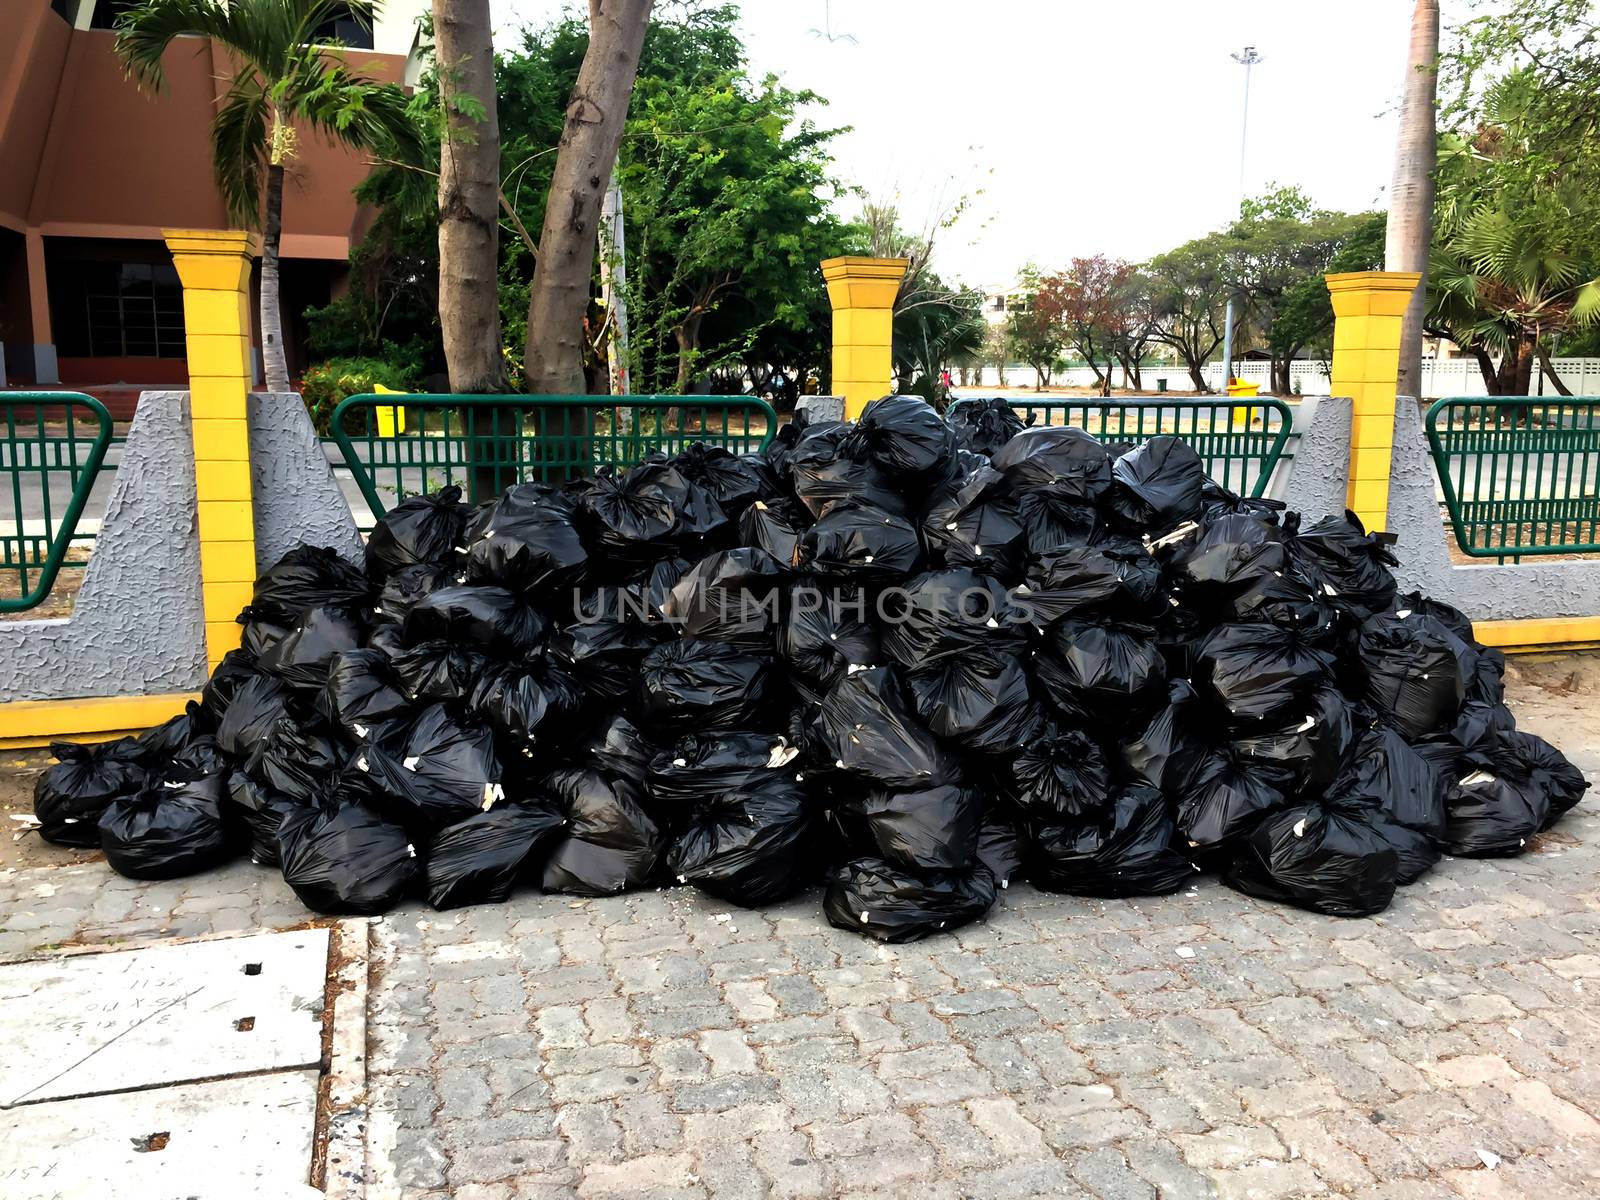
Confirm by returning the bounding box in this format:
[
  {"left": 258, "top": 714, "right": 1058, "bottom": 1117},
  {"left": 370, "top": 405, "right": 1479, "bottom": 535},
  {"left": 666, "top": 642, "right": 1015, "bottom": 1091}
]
[{"left": 492, "top": 0, "right": 1474, "bottom": 287}]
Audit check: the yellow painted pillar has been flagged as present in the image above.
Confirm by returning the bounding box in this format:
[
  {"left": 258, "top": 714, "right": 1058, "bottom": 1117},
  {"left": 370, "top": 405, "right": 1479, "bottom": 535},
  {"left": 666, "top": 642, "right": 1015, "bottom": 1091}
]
[
  {"left": 821, "top": 256, "right": 909, "bottom": 419},
  {"left": 165, "top": 228, "right": 261, "bottom": 669},
  {"left": 1326, "top": 270, "right": 1421, "bottom": 533}
]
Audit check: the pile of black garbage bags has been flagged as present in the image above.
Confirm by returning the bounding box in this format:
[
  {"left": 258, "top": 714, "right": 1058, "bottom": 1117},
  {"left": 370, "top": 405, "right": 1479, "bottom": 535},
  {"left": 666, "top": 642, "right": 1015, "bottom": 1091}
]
[{"left": 33, "top": 395, "right": 1589, "bottom": 940}]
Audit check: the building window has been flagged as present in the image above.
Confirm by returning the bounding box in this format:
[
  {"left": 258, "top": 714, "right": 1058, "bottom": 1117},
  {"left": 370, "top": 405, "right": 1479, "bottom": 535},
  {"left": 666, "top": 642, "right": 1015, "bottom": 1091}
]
[
  {"left": 310, "top": 5, "right": 376, "bottom": 49},
  {"left": 50, "top": 0, "right": 74, "bottom": 22},
  {"left": 51, "top": 260, "right": 186, "bottom": 360},
  {"left": 88, "top": 0, "right": 142, "bottom": 30}
]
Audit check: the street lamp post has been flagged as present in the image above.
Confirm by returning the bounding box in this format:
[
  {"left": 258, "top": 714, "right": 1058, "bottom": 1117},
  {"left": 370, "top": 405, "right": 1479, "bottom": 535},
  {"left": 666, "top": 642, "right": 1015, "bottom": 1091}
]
[{"left": 1219, "top": 45, "right": 1262, "bottom": 396}]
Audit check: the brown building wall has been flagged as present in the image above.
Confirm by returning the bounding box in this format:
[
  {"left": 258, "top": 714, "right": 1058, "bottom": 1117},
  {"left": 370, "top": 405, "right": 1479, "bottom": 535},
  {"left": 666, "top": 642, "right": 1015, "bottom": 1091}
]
[{"left": 0, "top": 1, "right": 411, "bottom": 387}]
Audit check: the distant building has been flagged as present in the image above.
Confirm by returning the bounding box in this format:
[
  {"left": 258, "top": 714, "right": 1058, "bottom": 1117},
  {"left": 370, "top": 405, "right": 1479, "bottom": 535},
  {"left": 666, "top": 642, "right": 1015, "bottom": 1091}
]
[
  {"left": 977, "top": 280, "right": 1029, "bottom": 327},
  {"left": 0, "top": 0, "right": 426, "bottom": 390}
]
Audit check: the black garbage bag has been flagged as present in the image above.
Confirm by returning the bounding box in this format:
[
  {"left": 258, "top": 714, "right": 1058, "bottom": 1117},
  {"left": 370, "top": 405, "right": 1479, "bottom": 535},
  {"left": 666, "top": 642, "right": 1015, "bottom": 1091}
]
[
  {"left": 1500, "top": 729, "right": 1589, "bottom": 829},
  {"left": 1119, "top": 680, "right": 1211, "bottom": 794},
  {"left": 657, "top": 737, "right": 816, "bottom": 905},
  {"left": 1158, "top": 512, "right": 1285, "bottom": 600},
  {"left": 1005, "top": 724, "right": 1112, "bottom": 821},
  {"left": 539, "top": 767, "right": 664, "bottom": 895},
  {"left": 373, "top": 563, "right": 456, "bottom": 626},
  {"left": 256, "top": 606, "right": 364, "bottom": 692},
  {"left": 740, "top": 500, "right": 805, "bottom": 571},
  {"left": 905, "top": 653, "right": 1040, "bottom": 755},
  {"left": 813, "top": 666, "right": 961, "bottom": 788},
  {"left": 801, "top": 501, "right": 923, "bottom": 584},
  {"left": 365, "top": 486, "right": 471, "bottom": 581},
  {"left": 1034, "top": 619, "right": 1168, "bottom": 725},
  {"left": 164, "top": 733, "right": 229, "bottom": 785},
  {"left": 1288, "top": 510, "right": 1399, "bottom": 618},
  {"left": 672, "top": 440, "right": 779, "bottom": 517},
  {"left": 248, "top": 545, "right": 369, "bottom": 627},
  {"left": 578, "top": 557, "right": 690, "bottom": 628},
  {"left": 1355, "top": 612, "right": 1474, "bottom": 740},
  {"left": 1226, "top": 562, "right": 1337, "bottom": 638},
  {"left": 1175, "top": 751, "right": 1287, "bottom": 852},
  {"left": 356, "top": 704, "right": 502, "bottom": 832},
  {"left": 215, "top": 672, "right": 295, "bottom": 760},
  {"left": 823, "top": 856, "right": 997, "bottom": 943},
  {"left": 1194, "top": 622, "right": 1335, "bottom": 726},
  {"left": 663, "top": 548, "right": 786, "bottom": 650},
  {"left": 635, "top": 640, "right": 775, "bottom": 736},
  {"left": 789, "top": 423, "right": 908, "bottom": 520},
  {"left": 1014, "top": 488, "right": 1099, "bottom": 557},
  {"left": 920, "top": 464, "right": 1028, "bottom": 581},
  {"left": 948, "top": 397, "right": 1027, "bottom": 456},
  {"left": 578, "top": 459, "right": 729, "bottom": 567},
  {"left": 134, "top": 703, "right": 207, "bottom": 763},
  {"left": 550, "top": 618, "right": 669, "bottom": 704},
  {"left": 404, "top": 585, "right": 546, "bottom": 655},
  {"left": 318, "top": 649, "right": 412, "bottom": 741},
  {"left": 469, "top": 663, "right": 585, "bottom": 755},
  {"left": 98, "top": 773, "right": 233, "bottom": 880},
  {"left": 1029, "top": 786, "right": 1193, "bottom": 897},
  {"left": 425, "top": 800, "right": 566, "bottom": 909},
  {"left": 1391, "top": 590, "right": 1476, "bottom": 643},
  {"left": 1442, "top": 730, "right": 1574, "bottom": 856},
  {"left": 1231, "top": 685, "right": 1356, "bottom": 794},
  {"left": 1324, "top": 725, "right": 1446, "bottom": 883},
  {"left": 1108, "top": 436, "right": 1205, "bottom": 529},
  {"left": 388, "top": 639, "right": 489, "bottom": 704},
  {"left": 879, "top": 570, "right": 1025, "bottom": 666},
  {"left": 578, "top": 714, "right": 661, "bottom": 789},
  {"left": 849, "top": 394, "right": 957, "bottom": 489},
  {"left": 246, "top": 716, "right": 341, "bottom": 802},
  {"left": 238, "top": 611, "right": 292, "bottom": 661},
  {"left": 277, "top": 793, "right": 420, "bottom": 914},
  {"left": 781, "top": 582, "right": 881, "bottom": 699},
  {"left": 1199, "top": 480, "right": 1288, "bottom": 523},
  {"left": 199, "top": 650, "right": 258, "bottom": 725},
  {"left": 848, "top": 783, "right": 982, "bottom": 873},
  {"left": 226, "top": 771, "right": 302, "bottom": 866},
  {"left": 990, "top": 425, "right": 1113, "bottom": 503},
  {"left": 1015, "top": 545, "right": 1162, "bottom": 626},
  {"left": 464, "top": 483, "right": 588, "bottom": 594},
  {"left": 1411, "top": 699, "right": 1509, "bottom": 783},
  {"left": 1225, "top": 804, "right": 1399, "bottom": 917},
  {"left": 33, "top": 739, "right": 149, "bottom": 848},
  {"left": 975, "top": 816, "right": 1027, "bottom": 888}
]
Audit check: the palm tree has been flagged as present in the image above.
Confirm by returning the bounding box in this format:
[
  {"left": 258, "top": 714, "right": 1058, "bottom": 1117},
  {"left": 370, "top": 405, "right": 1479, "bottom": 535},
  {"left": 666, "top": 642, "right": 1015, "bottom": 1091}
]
[
  {"left": 116, "top": 0, "right": 422, "bottom": 392},
  {"left": 1386, "top": 0, "right": 1439, "bottom": 400}
]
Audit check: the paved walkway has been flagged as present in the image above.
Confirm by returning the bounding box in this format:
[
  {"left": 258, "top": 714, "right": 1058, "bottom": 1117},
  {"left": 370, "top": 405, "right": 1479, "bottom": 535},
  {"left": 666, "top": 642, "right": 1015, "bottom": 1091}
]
[{"left": 3, "top": 665, "right": 1599, "bottom": 1199}]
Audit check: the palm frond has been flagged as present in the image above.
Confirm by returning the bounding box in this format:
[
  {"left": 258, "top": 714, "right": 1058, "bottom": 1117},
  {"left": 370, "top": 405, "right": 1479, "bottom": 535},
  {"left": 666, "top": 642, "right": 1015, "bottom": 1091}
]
[{"left": 212, "top": 74, "right": 270, "bottom": 226}]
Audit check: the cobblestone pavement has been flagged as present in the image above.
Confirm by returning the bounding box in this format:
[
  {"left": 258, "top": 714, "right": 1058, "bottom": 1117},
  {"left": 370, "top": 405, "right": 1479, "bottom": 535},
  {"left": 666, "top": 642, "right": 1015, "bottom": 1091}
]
[{"left": 2, "top": 663, "right": 1599, "bottom": 1199}]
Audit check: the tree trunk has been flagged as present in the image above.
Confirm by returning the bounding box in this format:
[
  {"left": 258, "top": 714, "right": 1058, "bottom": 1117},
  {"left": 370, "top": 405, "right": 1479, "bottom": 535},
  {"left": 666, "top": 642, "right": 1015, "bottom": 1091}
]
[
  {"left": 1385, "top": 0, "right": 1440, "bottom": 400},
  {"left": 523, "top": 0, "right": 654, "bottom": 395},
  {"left": 261, "top": 163, "right": 290, "bottom": 392},
  {"left": 434, "top": 0, "right": 507, "bottom": 394},
  {"left": 1514, "top": 335, "right": 1535, "bottom": 396},
  {"left": 1184, "top": 360, "right": 1209, "bottom": 392},
  {"left": 1537, "top": 343, "right": 1573, "bottom": 396},
  {"left": 1471, "top": 347, "right": 1499, "bottom": 395},
  {"left": 673, "top": 311, "right": 703, "bottom": 393}
]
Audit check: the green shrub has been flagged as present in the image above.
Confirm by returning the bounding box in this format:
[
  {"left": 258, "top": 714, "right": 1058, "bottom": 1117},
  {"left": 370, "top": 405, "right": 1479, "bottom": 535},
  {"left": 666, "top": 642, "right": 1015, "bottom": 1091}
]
[{"left": 300, "top": 356, "right": 419, "bottom": 434}]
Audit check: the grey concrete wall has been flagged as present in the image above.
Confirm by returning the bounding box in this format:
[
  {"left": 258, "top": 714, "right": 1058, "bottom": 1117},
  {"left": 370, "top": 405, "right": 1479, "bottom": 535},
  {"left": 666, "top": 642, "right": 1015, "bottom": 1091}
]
[
  {"left": 1387, "top": 397, "right": 1600, "bottom": 620},
  {"left": 1275, "top": 396, "right": 1352, "bottom": 522},
  {"left": 0, "top": 392, "right": 208, "bottom": 703},
  {"left": 248, "top": 392, "right": 363, "bottom": 570}
]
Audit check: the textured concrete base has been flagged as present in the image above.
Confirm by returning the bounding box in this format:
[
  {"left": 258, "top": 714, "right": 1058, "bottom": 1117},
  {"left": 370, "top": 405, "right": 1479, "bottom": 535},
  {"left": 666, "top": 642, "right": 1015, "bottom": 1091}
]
[
  {"left": 1276, "top": 395, "right": 1354, "bottom": 523},
  {"left": 0, "top": 928, "right": 328, "bottom": 1107},
  {"left": 0, "top": 1070, "right": 320, "bottom": 1200},
  {"left": 248, "top": 392, "right": 363, "bottom": 570}
]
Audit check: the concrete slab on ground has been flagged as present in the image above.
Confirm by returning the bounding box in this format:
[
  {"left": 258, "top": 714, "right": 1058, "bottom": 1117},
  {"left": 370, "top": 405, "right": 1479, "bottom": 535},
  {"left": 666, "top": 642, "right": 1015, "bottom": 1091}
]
[
  {"left": 0, "top": 1069, "right": 321, "bottom": 1200},
  {"left": 0, "top": 928, "right": 328, "bottom": 1107}
]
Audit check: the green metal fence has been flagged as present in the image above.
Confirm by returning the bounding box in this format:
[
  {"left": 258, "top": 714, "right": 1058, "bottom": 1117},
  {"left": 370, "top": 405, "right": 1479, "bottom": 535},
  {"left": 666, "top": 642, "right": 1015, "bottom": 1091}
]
[
  {"left": 1, "top": 392, "right": 115, "bottom": 613},
  {"left": 1425, "top": 396, "right": 1600, "bottom": 560},
  {"left": 949, "top": 395, "right": 1294, "bottom": 498},
  {"left": 327, "top": 393, "right": 779, "bottom": 521}
]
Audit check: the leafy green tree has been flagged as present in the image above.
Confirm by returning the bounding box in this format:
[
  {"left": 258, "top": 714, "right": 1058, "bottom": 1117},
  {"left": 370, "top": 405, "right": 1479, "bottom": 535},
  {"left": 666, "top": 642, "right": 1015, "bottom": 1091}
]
[
  {"left": 1144, "top": 239, "right": 1229, "bottom": 393},
  {"left": 116, "top": 0, "right": 421, "bottom": 391},
  {"left": 1004, "top": 267, "right": 1065, "bottom": 391},
  {"left": 1266, "top": 213, "right": 1386, "bottom": 389},
  {"left": 892, "top": 278, "right": 985, "bottom": 407}
]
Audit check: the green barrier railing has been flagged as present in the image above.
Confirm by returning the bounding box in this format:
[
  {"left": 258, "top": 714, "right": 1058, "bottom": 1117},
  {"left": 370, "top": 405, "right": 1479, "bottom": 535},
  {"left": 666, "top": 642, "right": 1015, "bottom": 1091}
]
[
  {"left": 1, "top": 392, "right": 114, "bottom": 613},
  {"left": 1425, "top": 396, "right": 1600, "bottom": 561},
  {"left": 949, "top": 395, "right": 1294, "bottom": 498},
  {"left": 327, "top": 393, "right": 779, "bottom": 521}
]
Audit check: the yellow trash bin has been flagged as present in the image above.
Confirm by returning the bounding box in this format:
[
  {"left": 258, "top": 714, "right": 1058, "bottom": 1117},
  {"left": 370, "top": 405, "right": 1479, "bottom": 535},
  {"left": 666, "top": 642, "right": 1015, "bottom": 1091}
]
[
  {"left": 374, "top": 382, "right": 407, "bottom": 437},
  {"left": 1227, "top": 379, "right": 1260, "bottom": 429}
]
